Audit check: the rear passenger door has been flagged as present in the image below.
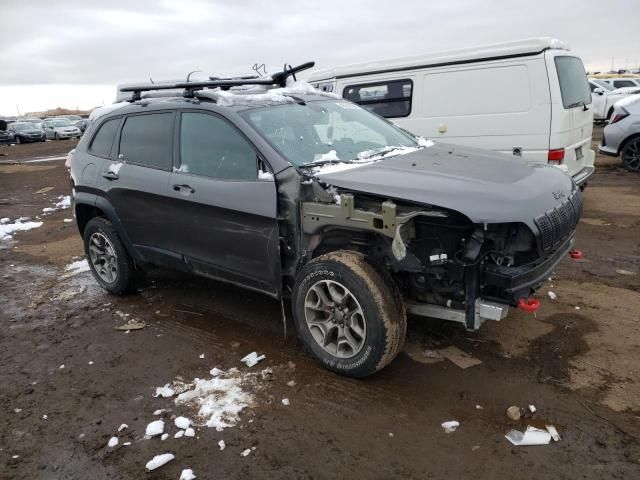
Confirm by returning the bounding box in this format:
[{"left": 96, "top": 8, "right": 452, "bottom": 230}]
[
  {"left": 101, "top": 111, "right": 178, "bottom": 265},
  {"left": 168, "top": 110, "right": 280, "bottom": 297}
]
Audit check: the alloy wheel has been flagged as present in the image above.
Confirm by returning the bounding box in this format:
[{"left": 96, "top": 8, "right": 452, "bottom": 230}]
[
  {"left": 622, "top": 139, "right": 640, "bottom": 172},
  {"left": 304, "top": 279, "right": 367, "bottom": 359},
  {"left": 88, "top": 232, "right": 118, "bottom": 284}
]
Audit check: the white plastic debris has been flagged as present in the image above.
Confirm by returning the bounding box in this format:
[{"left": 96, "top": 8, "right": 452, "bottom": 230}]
[
  {"left": 107, "top": 437, "right": 118, "bottom": 448},
  {"left": 218, "top": 440, "right": 226, "bottom": 450},
  {"left": 184, "top": 427, "right": 195, "bottom": 437},
  {"left": 88, "top": 361, "right": 94, "bottom": 365},
  {"left": 180, "top": 469, "right": 197, "bottom": 480},
  {"left": 441, "top": 421, "right": 460, "bottom": 433},
  {"left": 505, "top": 426, "right": 552, "bottom": 446},
  {"left": 118, "top": 423, "right": 128, "bottom": 432},
  {"left": 14, "top": 408, "right": 22, "bottom": 413},
  {"left": 161, "top": 433, "right": 169, "bottom": 441},
  {"left": 145, "top": 420, "right": 165, "bottom": 437},
  {"left": 199, "top": 353, "right": 205, "bottom": 359},
  {"left": 548, "top": 291, "right": 557, "bottom": 300},
  {"left": 546, "top": 425, "right": 561, "bottom": 442},
  {"left": 145, "top": 453, "right": 175, "bottom": 471},
  {"left": 286, "top": 380, "right": 296, "bottom": 387},
  {"left": 59, "top": 364, "right": 65, "bottom": 369},
  {"left": 528, "top": 405, "right": 537, "bottom": 413},
  {"left": 123, "top": 442, "right": 131, "bottom": 446},
  {"left": 175, "top": 416, "right": 191, "bottom": 430},
  {"left": 281, "top": 398, "right": 290, "bottom": 406},
  {"left": 153, "top": 409, "right": 165, "bottom": 416},
  {"left": 241, "top": 352, "right": 266, "bottom": 367},
  {"left": 174, "top": 430, "right": 185, "bottom": 439},
  {"left": 42, "top": 414, "right": 48, "bottom": 420},
  {"left": 209, "top": 367, "right": 224, "bottom": 376},
  {"left": 154, "top": 384, "right": 176, "bottom": 398},
  {"left": 241, "top": 448, "right": 251, "bottom": 457}
]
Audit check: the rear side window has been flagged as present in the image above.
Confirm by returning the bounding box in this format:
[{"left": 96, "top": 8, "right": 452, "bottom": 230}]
[
  {"left": 613, "top": 80, "right": 637, "bottom": 88},
  {"left": 179, "top": 112, "right": 256, "bottom": 180},
  {"left": 119, "top": 112, "right": 174, "bottom": 169},
  {"left": 554, "top": 56, "right": 591, "bottom": 109},
  {"left": 89, "top": 118, "right": 119, "bottom": 157},
  {"left": 343, "top": 80, "right": 412, "bottom": 118}
]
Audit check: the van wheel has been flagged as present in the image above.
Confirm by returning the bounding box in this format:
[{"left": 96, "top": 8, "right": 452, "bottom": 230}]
[
  {"left": 621, "top": 137, "right": 640, "bottom": 172},
  {"left": 292, "top": 251, "right": 406, "bottom": 378},
  {"left": 83, "top": 217, "right": 137, "bottom": 295}
]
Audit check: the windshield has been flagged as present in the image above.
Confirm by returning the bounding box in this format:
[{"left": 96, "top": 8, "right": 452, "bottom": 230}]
[
  {"left": 65, "top": 115, "right": 82, "bottom": 121},
  {"left": 51, "top": 119, "right": 72, "bottom": 127},
  {"left": 555, "top": 56, "right": 591, "bottom": 108},
  {"left": 11, "top": 123, "right": 32, "bottom": 131},
  {"left": 593, "top": 79, "right": 614, "bottom": 91},
  {"left": 241, "top": 100, "right": 418, "bottom": 166}
]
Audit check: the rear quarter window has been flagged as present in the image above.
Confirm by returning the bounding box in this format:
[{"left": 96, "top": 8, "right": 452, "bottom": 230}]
[
  {"left": 343, "top": 79, "right": 413, "bottom": 118},
  {"left": 554, "top": 56, "right": 591, "bottom": 108},
  {"left": 89, "top": 118, "right": 120, "bottom": 157}
]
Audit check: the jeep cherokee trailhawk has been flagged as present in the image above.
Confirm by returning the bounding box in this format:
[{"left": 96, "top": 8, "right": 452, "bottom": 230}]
[{"left": 70, "top": 63, "right": 582, "bottom": 377}]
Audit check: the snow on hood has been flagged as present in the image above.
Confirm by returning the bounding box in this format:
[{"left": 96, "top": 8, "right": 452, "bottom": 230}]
[{"left": 308, "top": 139, "right": 434, "bottom": 176}]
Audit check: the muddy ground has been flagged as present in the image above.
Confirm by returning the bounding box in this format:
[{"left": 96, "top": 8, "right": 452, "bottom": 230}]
[{"left": 1, "top": 131, "right": 639, "bottom": 479}]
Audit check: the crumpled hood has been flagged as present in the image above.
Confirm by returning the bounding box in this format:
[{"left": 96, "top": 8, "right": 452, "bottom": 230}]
[{"left": 315, "top": 143, "right": 575, "bottom": 225}]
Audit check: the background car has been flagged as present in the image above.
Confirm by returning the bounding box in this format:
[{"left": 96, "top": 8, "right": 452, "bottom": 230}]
[
  {"left": 599, "top": 95, "right": 640, "bottom": 172},
  {"left": 589, "top": 79, "right": 640, "bottom": 121},
  {"left": 8, "top": 122, "right": 46, "bottom": 143},
  {"left": 0, "top": 123, "right": 15, "bottom": 145},
  {"left": 600, "top": 77, "right": 640, "bottom": 89},
  {"left": 43, "top": 118, "right": 82, "bottom": 140},
  {"left": 21, "top": 117, "right": 45, "bottom": 130}
]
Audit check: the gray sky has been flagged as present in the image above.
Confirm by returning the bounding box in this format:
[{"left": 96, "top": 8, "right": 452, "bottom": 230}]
[{"left": 0, "top": 0, "right": 638, "bottom": 116}]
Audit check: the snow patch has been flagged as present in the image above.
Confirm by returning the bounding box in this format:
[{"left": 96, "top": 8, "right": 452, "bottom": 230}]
[
  {"left": 175, "top": 416, "right": 191, "bottom": 430},
  {"left": 0, "top": 218, "right": 43, "bottom": 241},
  {"left": 107, "top": 437, "right": 118, "bottom": 447},
  {"left": 154, "top": 384, "right": 176, "bottom": 398},
  {"left": 258, "top": 169, "right": 274, "bottom": 181},
  {"left": 180, "top": 469, "right": 196, "bottom": 480},
  {"left": 107, "top": 162, "right": 123, "bottom": 175},
  {"left": 145, "top": 453, "right": 174, "bottom": 471},
  {"left": 145, "top": 419, "right": 164, "bottom": 437},
  {"left": 64, "top": 259, "right": 90, "bottom": 276},
  {"left": 173, "top": 368, "right": 253, "bottom": 431},
  {"left": 42, "top": 195, "right": 71, "bottom": 215}
]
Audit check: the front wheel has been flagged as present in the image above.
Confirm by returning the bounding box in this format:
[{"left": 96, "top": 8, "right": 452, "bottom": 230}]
[
  {"left": 621, "top": 137, "right": 640, "bottom": 173},
  {"left": 293, "top": 251, "right": 406, "bottom": 378},
  {"left": 83, "top": 217, "right": 137, "bottom": 295}
]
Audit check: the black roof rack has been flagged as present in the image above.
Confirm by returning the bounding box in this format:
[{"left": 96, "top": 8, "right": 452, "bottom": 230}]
[{"left": 120, "top": 62, "right": 315, "bottom": 101}]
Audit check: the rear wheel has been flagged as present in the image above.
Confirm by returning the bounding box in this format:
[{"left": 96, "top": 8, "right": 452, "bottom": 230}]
[
  {"left": 83, "top": 217, "right": 137, "bottom": 295},
  {"left": 292, "top": 251, "right": 406, "bottom": 378},
  {"left": 621, "top": 137, "right": 640, "bottom": 172}
]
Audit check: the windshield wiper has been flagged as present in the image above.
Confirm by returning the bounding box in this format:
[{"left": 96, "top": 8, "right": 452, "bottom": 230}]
[
  {"left": 299, "top": 159, "right": 343, "bottom": 168},
  {"left": 357, "top": 145, "right": 408, "bottom": 160}
]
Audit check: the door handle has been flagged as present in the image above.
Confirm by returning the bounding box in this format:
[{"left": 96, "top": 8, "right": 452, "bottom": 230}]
[
  {"left": 102, "top": 171, "right": 119, "bottom": 180},
  {"left": 173, "top": 184, "right": 195, "bottom": 194}
]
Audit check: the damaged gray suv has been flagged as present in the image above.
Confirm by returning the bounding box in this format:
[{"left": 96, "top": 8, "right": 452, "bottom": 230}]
[{"left": 70, "top": 63, "right": 582, "bottom": 378}]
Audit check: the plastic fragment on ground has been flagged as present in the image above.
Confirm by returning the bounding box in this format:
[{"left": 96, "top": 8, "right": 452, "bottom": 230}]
[
  {"left": 441, "top": 420, "right": 459, "bottom": 433},
  {"left": 241, "top": 352, "right": 266, "bottom": 367},
  {"left": 505, "top": 426, "right": 551, "bottom": 446}
]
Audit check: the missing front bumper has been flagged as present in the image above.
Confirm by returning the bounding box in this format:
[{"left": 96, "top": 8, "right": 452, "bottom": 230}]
[{"left": 406, "top": 298, "right": 509, "bottom": 331}]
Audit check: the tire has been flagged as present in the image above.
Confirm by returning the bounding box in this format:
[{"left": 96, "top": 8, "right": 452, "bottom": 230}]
[
  {"left": 292, "top": 250, "right": 406, "bottom": 378},
  {"left": 83, "top": 217, "right": 137, "bottom": 295},
  {"left": 621, "top": 137, "right": 640, "bottom": 173}
]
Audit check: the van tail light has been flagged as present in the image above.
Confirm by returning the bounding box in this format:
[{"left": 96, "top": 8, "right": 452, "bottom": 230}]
[
  {"left": 610, "top": 107, "right": 629, "bottom": 124},
  {"left": 547, "top": 148, "right": 565, "bottom": 165},
  {"left": 65, "top": 148, "right": 75, "bottom": 172}
]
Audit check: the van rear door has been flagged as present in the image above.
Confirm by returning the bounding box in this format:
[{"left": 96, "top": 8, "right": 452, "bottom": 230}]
[{"left": 547, "top": 53, "right": 595, "bottom": 185}]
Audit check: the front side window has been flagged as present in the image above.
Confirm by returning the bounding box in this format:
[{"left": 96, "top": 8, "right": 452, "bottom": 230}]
[
  {"left": 242, "top": 100, "right": 418, "bottom": 166},
  {"left": 343, "top": 80, "right": 413, "bottom": 118},
  {"left": 119, "top": 112, "right": 173, "bottom": 169},
  {"left": 89, "top": 118, "right": 120, "bottom": 157},
  {"left": 555, "top": 56, "right": 591, "bottom": 108},
  {"left": 179, "top": 112, "right": 256, "bottom": 180},
  {"left": 613, "top": 80, "right": 637, "bottom": 88}
]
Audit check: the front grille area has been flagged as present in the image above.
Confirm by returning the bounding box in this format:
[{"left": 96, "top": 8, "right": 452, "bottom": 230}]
[{"left": 534, "top": 189, "right": 583, "bottom": 252}]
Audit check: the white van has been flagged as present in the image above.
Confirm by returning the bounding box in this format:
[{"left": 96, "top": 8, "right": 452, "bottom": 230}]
[{"left": 308, "top": 38, "right": 595, "bottom": 186}]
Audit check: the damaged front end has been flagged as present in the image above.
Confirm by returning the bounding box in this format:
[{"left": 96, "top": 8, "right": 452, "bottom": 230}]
[{"left": 300, "top": 182, "right": 582, "bottom": 330}]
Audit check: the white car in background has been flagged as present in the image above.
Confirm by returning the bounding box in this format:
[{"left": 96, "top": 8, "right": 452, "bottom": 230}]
[
  {"left": 599, "top": 77, "right": 640, "bottom": 89},
  {"left": 589, "top": 79, "right": 640, "bottom": 121},
  {"left": 42, "top": 118, "right": 82, "bottom": 140}
]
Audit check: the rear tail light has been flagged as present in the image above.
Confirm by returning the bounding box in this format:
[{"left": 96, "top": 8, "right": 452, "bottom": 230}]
[
  {"left": 547, "top": 148, "right": 565, "bottom": 165},
  {"left": 610, "top": 107, "right": 629, "bottom": 124}
]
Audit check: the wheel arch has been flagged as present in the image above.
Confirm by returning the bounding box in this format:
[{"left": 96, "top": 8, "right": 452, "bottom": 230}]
[{"left": 618, "top": 132, "right": 640, "bottom": 156}]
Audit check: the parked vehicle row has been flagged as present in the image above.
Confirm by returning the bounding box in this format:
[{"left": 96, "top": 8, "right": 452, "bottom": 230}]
[
  {"left": 0, "top": 115, "right": 86, "bottom": 145},
  {"left": 589, "top": 79, "right": 640, "bottom": 121},
  {"left": 599, "top": 95, "right": 640, "bottom": 172}
]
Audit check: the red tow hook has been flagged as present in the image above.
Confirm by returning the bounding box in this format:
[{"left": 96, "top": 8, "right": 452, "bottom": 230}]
[
  {"left": 569, "top": 249, "right": 583, "bottom": 260},
  {"left": 517, "top": 298, "right": 540, "bottom": 313}
]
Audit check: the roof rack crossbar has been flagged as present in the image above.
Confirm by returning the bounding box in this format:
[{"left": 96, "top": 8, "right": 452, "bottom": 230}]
[{"left": 121, "top": 61, "right": 315, "bottom": 101}]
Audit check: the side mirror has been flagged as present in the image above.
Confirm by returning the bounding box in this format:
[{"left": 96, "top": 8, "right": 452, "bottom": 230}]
[{"left": 594, "top": 87, "right": 605, "bottom": 96}]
